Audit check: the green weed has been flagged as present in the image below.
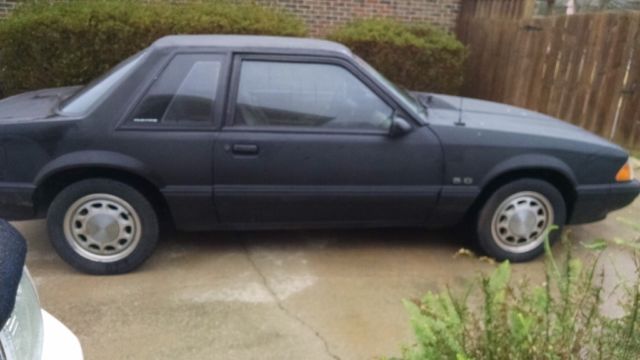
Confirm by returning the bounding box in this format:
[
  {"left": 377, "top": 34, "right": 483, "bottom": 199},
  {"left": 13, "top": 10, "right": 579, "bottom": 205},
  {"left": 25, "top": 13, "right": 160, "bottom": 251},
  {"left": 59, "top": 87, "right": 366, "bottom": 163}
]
[{"left": 396, "top": 228, "right": 640, "bottom": 359}]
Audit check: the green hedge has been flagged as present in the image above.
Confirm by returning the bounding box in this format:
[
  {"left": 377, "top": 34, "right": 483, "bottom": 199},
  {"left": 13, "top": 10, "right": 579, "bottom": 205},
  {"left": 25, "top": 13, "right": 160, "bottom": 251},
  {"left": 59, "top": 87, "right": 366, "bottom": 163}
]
[
  {"left": 328, "top": 19, "right": 467, "bottom": 94},
  {"left": 0, "top": 1, "right": 307, "bottom": 96},
  {"left": 0, "top": 4, "right": 465, "bottom": 97}
]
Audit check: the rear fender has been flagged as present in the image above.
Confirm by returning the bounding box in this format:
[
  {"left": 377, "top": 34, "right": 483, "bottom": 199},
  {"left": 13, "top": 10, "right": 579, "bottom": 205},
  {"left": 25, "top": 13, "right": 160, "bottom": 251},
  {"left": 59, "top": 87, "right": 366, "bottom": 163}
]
[{"left": 34, "top": 151, "right": 162, "bottom": 187}]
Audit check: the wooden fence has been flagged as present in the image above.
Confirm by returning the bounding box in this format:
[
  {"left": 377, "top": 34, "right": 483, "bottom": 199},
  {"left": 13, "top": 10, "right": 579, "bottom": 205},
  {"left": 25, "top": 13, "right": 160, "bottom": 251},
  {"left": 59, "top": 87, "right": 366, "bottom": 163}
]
[{"left": 458, "top": 11, "right": 640, "bottom": 150}]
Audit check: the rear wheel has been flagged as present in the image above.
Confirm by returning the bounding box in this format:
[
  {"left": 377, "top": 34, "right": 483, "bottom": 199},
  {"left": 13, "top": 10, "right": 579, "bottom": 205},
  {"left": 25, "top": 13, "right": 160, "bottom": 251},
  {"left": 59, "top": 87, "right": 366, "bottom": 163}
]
[
  {"left": 47, "top": 179, "right": 159, "bottom": 274},
  {"left": 476, "top": 178, "right": 566, "bottom": 262}
]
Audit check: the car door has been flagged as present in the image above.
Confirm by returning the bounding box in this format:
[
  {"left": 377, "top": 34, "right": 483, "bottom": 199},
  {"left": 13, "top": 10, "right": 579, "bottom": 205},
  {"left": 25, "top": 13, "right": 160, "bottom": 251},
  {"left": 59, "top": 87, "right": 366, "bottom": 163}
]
[{"left": 213, "top": 54, "right": 443, "bottom": 227}]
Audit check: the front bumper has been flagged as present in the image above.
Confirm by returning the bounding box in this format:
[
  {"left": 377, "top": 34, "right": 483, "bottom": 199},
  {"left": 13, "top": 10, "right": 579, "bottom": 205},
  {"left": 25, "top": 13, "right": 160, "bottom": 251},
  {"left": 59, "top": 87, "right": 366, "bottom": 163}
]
[
  {"left": 41, "top": 310, "right": 83, "bottom": 360},
  {"left": 569, "top": 179, "right": 640, "bottom": 224},
  {"left": 0, "top": 182, "right": 36, "bottom": 221}
]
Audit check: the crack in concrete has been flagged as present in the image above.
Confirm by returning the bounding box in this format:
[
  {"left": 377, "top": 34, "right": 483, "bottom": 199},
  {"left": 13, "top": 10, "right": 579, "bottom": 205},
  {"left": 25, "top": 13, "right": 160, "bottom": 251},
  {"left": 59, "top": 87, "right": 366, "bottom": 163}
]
[{"left": 240, "top": 239, "right": 341, "bottom": 360}]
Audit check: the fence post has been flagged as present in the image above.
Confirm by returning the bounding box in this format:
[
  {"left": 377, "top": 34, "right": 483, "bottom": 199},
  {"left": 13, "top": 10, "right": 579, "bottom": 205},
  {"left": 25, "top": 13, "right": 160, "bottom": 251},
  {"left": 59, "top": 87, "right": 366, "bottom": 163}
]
[{"left": 521, "top": 0, "right": 536, "bottom": 19}]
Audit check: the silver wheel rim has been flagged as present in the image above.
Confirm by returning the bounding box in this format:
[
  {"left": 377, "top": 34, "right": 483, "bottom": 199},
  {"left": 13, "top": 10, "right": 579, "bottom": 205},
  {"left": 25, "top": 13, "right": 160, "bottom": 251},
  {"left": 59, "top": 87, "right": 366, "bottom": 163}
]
[
  {"left": 490, "top": 191, "right": 554, "bottom": 254},
  {"left": 63, "top": 193, "right": 141, "bottom": 263}
]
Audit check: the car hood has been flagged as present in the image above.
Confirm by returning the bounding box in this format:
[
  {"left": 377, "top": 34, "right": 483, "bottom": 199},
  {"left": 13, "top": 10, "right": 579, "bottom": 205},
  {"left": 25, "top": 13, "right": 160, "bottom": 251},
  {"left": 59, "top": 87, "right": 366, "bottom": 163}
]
[
  {"left": 425, "top": 93, "right": 559, "bottom": 119},
  {"left": 422, "top": 92, "right": 621, "bottom": 150},
  {"left": 0, "top": 86, "right": 81, "bottom": 123}
]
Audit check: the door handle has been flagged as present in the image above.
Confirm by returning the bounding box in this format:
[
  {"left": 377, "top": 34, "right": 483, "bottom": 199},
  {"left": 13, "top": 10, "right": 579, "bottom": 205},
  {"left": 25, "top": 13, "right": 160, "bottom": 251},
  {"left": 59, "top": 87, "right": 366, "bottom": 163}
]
[{"left": 231, "top": 144, "right": 259, "bottom": 155}]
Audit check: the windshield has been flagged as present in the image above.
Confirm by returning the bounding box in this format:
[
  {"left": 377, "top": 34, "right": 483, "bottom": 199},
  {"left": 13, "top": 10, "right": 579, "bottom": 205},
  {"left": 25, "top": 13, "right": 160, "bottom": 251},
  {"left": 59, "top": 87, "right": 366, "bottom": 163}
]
[
  {"left": 353, "top": 56, "right": 427, "bottom": 122},
  {"left": 60, "top": 51, "right": 146, "bottom": 115}
]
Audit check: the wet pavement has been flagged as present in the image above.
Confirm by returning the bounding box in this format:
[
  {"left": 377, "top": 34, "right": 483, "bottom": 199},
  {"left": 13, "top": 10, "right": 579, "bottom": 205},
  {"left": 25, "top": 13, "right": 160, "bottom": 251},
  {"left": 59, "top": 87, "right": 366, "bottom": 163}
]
[{"left": 12, "top": 161, "right": 640, "bottom": 359}]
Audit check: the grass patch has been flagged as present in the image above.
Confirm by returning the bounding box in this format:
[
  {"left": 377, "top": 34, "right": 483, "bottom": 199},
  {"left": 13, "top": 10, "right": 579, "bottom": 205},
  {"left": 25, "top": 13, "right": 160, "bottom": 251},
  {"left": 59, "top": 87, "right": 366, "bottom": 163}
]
[{"left": 618, "top": 217, "right": 640, "bottom": 233}]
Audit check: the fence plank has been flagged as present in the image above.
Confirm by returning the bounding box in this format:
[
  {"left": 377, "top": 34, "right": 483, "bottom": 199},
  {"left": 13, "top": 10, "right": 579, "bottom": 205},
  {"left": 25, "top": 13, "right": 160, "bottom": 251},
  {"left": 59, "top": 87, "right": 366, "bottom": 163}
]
[
  {"left": 546, "top": 16, "right": 571, "bottom": 117},
  {"left": 558, "top": 15, "right": 589, "bottom": 122},
  {"left": 557, "top": 15, "right": 582, "bottom": 121},
  {"left": 605, "top": 13, "right": 639, "bottom": 140},
  {"left": 492, "top": 21, "right": 518, "bottom": 101},
  {"left": 595, "top": 14, "right": 631, "bottom": 138},
  {"left": 572, "top": 14, "right": 604, "bottom": 128},
  {"left": 615, "top": 13, "right": 640, "bottom": 148},
  {"left": 514, "top": 22, "right": 539, "bottom": 107},
  {"left": 537, "top": 16, "right": 564, "bottom": 115},
  {"left": 583, "top": 14, "right": 616, "bottom": 133},
  {"left": 525, "top": 18, "right": 552, "bottom": 110}
]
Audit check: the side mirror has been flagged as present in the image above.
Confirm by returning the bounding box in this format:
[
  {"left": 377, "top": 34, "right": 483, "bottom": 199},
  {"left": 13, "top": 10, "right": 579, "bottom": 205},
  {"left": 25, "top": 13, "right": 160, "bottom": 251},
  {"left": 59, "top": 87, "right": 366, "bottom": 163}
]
[{"left": 389, "top": 115, "right": 413, "bottom": 138}]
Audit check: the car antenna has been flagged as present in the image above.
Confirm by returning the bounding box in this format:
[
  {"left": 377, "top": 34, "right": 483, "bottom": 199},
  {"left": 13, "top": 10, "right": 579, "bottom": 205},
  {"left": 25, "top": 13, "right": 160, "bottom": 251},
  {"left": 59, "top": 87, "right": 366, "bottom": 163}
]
[{"left": 455, "top": 96, "right": 466, "bottom": 127}]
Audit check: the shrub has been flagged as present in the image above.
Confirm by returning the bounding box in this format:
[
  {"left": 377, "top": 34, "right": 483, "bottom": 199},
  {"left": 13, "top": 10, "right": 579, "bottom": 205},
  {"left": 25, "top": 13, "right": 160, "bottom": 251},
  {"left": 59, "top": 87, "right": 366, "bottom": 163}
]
[
  {"left": 395, "top": 230, "right": 640, "bottom": 359},
  {"left": 0, "top": 0, "right": 306, "bottom": 96},
  {"left": 328, "top": 19, "right": 466, "bottom": 94}
]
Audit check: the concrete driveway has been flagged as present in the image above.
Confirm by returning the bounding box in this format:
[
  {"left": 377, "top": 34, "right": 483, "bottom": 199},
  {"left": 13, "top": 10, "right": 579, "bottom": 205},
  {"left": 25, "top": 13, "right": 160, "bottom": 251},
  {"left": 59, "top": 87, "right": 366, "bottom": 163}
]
[{"left": 13, "top": 163, "right": 640, "bottom": 359}]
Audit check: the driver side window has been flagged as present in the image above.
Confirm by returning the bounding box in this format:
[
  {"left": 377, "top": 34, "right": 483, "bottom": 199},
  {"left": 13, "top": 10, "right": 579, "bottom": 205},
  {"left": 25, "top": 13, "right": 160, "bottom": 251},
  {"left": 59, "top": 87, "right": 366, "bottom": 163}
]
[{"left": 233, "top": 60, "right": 393, "bottom": 131}]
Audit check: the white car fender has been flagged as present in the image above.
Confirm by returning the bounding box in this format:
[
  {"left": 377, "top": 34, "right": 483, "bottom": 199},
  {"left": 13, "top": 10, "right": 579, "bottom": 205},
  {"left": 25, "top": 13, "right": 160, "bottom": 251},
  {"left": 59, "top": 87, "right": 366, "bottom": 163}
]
[{"left": 40, "top": 311, "right": 83, "bottom": 360}]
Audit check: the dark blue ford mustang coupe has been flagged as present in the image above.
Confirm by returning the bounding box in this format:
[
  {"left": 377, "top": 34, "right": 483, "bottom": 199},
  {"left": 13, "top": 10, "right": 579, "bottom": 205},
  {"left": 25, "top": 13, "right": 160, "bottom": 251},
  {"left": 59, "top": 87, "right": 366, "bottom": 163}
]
[{"left": 0, "top": 35, "right": 638, "bottom": 274}]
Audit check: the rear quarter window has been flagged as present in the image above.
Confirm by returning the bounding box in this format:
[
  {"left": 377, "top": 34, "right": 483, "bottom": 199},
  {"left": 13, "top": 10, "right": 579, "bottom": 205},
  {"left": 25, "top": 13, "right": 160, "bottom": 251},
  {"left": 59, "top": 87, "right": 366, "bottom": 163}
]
[{"left": 128, "top": 54, "right": 223, "bottom": 127}]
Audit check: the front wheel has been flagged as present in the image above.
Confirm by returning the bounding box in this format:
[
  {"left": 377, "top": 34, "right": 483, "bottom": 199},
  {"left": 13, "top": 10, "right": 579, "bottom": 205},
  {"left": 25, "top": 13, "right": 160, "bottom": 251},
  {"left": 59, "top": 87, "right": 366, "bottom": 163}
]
[
  {"left": 476, "top": 179, "right": 566, "bottom": 262},
  {"left": 47, "top": 179, "right": 159, "bottom": 274}
]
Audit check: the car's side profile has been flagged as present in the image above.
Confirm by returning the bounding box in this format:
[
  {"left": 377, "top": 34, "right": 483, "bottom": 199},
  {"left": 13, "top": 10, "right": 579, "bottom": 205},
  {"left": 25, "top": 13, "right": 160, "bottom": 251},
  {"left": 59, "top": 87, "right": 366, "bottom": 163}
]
[{"left": 0, "top": 35, "right": 638, "bottom": 274}]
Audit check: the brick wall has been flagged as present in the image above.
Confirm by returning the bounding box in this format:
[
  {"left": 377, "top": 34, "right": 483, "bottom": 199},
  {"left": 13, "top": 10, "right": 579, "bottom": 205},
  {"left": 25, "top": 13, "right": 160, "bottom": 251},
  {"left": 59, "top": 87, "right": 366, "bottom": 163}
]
[
  {"left": 256, "top": 0, "right": 461, "bottom": 34},
  {"left": 0, "top": 0, "right": 461, "bottom": 34}
]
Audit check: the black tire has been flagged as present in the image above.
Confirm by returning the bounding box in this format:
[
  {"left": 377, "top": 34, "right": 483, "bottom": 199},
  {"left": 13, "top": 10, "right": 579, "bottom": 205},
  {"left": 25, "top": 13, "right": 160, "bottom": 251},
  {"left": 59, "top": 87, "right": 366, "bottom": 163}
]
[
  {"left": 476, "top": 178, "right": 566, "bottom": 262},
  {"left": 47, "top": 178, "right": 159, "bottom": 275}
]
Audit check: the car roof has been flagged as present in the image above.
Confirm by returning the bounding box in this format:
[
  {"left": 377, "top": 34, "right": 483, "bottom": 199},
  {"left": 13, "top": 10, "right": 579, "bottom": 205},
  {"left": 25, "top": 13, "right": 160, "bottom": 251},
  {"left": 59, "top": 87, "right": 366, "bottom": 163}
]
[{"left": 152, "top": 35, "right": 353, "bottom": 56}]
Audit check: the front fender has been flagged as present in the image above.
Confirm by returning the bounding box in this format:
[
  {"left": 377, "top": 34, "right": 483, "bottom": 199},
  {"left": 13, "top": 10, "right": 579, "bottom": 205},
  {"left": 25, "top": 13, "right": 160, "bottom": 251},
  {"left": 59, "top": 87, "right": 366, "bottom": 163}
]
[
  {"left": 34, "top": 150, "right": 163, "bottom": 187},
  {"left": 481, "top": 154, "right": 578, "bottom": 187}
]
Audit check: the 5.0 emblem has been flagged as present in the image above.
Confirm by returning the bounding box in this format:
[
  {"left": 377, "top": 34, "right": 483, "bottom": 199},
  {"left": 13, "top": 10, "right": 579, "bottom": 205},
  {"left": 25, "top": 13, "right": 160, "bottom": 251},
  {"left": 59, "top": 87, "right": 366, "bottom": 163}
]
[{"left": 452, "top": 177, "right": 474, "bottom": 185}]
